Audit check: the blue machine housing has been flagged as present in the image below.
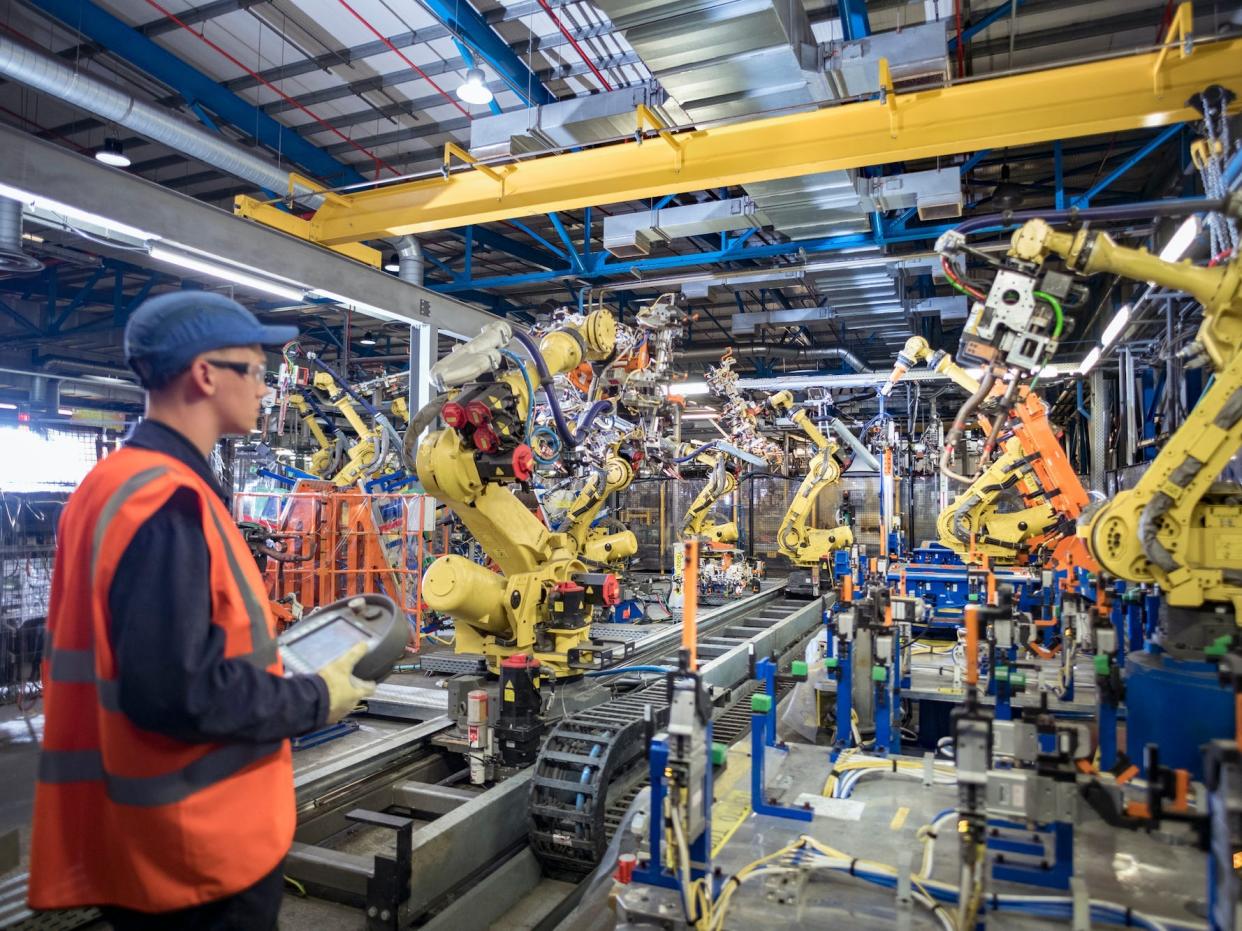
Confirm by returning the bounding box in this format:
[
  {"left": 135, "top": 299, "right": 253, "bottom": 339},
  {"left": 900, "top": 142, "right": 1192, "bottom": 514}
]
[{"left": 1126, "top": 649, "right": 1234, "bottom": 779}]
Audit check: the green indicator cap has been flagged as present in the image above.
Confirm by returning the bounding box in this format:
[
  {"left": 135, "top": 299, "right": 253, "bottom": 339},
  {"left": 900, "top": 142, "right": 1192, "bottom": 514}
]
[
  {"left": 791, "top": 660, "right": 808, "bottom": 679},
  {"left": 751, "top": 693, "right": 773, "bottom": 714},
  {"left": 872, "top": 665, "right": 887, "bottom": 682}
]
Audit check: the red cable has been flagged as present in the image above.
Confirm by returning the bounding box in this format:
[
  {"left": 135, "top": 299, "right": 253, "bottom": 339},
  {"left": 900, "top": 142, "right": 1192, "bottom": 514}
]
[
  {"left": 336, "top": 0, "right": 471, "bottom": 120},
  {"left": 139, "top": 0, "right": 400, "bottom": 176},
  {"left": 536, "top": 0, "right": 612, "bottom": 91},
  {"left": 0, "top": 104, "right": 91, "bottom": 154}
]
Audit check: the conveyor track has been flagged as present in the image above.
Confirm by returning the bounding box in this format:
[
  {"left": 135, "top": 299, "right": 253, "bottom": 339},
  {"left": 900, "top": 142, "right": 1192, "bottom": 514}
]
[{"left": 529, "top": 598, "right": 809, "bottom": 878}]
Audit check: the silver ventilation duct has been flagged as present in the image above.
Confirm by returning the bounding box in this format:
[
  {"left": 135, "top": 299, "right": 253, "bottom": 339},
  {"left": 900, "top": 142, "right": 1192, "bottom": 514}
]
[
  {"left": 603, "top": 197, "right": 766, "bottom": 258},
  {"left": 393, "top": 236, "right": 424, "bottom": 286},
  {"left": 0, "top": 196, "right": 43, "bottom": 275},
  {"left": 0, "top": 35, "right": 323, "bottom": 208},
  {"left": 678, "top": 344, "right": 873, "bottom": 372}
]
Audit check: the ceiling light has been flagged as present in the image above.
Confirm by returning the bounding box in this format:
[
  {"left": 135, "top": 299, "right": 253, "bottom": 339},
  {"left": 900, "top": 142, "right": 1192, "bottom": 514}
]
[
  {"left": 358, "top": 331, "right": 378, "bottom": 346},
  {"left": 57, "top": 408, "right": 74, "bottom": 416},
  {"left": 682, "top": 412, "right": 719, "bottom": 420},
  {"left": 148, "top": 245, "right": 306, "bottom": 302},
  {"left": 1101, "top": 303, "right": 1132, "bottom": 346},
  {"left": 1077, "top": 346, "right": 1102, "bottom": 375},
  {"left": 672, "top": 380, "right": 709, "bottom": 396},
  {"left": 0, "top": 181, "right": 156, "bottom": 243},
  {"left": 0, "top": 403, "right": 16, "bottom": 410},
  {"left": 1159, "top": 215, "right": 1200, "bottom": 262},
  {"left": 456, "top": 67, "right": 493, "bottom": 106},
  {"left": 94, "top": 137, "right": 131, "bottom": 168},
  {"left": 384, "top": 255, "right": 400, "bottom": 273}
]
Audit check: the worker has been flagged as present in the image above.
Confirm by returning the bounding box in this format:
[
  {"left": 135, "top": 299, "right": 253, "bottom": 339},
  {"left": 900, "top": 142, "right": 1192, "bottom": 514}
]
[{"left": 27, "top": 292, "right": 377, "bottom": 929}]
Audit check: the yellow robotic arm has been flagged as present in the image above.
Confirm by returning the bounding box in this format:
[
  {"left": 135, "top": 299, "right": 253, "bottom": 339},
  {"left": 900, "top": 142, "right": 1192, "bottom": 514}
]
[
  {"left": 312, "top": 369, "right": 384, "bottom": 487},
  {"left": 287, "top": 391, "right": 338, "bottom": 478},
  {"left": 564, "top": 450, "right": 639, "bottom": 564},
  {"left": 1009, "top": 218, "right": 1242, "bottom": 614},
  {"left": 417, "top": 311, "right": 623, "bottom": 674},
  {"left": 681, "top": 452, "right": 739, "bottom": 544},
  {"left": 935, "top": 446, "right": 1058, "bottom": 563},
  {"left": 767, "top": 390, "right": 853, "bottom": 565}
]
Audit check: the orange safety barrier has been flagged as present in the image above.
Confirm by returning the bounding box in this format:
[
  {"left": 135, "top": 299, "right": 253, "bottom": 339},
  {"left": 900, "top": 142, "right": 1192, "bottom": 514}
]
[{"left": 234, "top": 479, "right": 445, "bottom": 650}]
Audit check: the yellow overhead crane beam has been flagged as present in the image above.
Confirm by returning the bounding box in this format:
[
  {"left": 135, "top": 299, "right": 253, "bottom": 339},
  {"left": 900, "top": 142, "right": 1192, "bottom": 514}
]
[{"left": 236, "top": 32, "right": 1242, "bottom": 246}]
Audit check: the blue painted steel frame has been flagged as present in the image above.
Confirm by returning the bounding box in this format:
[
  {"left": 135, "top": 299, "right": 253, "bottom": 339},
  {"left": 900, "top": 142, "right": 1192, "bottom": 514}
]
[
  {"left": 28, "top": 0, "right": 366, "bottom": 187},
  {"left": 421, "top": 0, "right": 555, "bottom": 107},
  {"left": 838, "top": 0, "right": 870, "bottom": 40},
  {"left": 948, "top": 1, "right": 1024, "bottom": 53}
]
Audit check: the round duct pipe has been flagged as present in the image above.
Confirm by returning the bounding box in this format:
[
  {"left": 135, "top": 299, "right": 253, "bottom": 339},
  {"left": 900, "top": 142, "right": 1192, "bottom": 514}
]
[
  {"left": 677, "top": 344, "right": 873, "bottom": 372},
  {"left": 0, "top": 35, "right": 323, "bottom": 208},
  {"left": 393, "top": 235, "right": 424, "bottom": 286},
  {"left": 0, "top": 196, "right": 43, "bottom": 275}
]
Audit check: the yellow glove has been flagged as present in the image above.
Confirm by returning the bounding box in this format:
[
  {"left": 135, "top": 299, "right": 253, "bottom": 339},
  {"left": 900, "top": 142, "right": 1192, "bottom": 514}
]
[{"left": 317, "top": 642, "right": 377, "bottom": 724}]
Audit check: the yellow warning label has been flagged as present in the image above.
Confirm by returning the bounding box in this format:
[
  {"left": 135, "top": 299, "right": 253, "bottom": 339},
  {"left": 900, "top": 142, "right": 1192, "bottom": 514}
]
[{"left": 503, "top": 683, "right": 515, "bottom": 703}]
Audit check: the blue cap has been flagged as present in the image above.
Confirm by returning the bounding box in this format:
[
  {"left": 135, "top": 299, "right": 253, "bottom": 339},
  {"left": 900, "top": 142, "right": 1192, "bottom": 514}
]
[{"left": 124, "top": 291, "right": 298, "bottom": 382}]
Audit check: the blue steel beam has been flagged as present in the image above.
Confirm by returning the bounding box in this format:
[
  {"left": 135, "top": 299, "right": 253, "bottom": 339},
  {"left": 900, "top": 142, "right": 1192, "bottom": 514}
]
[
  {"left": 947, "top": 1, "right": 1024, "bottom": 53},
  {"left": 444, "top": 225, "right": 562, "bottom": 270},
  {"left": 838, "top": 0, "right": 870, "bottom": 40},
  {"left": 420, "top": 0, "right": 555, "bottom": 107},
  {"left": 27, "top": 0, "right": 366, "bottom": 187},
  {"left": 1072, "top": 123, "right": 1184, "bottom": 207}
]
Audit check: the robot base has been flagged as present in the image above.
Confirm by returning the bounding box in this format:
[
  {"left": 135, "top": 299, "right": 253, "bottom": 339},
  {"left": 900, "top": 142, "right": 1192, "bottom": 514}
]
[{"left": 785, "top": 566, "right": 822, "bottom": 599}]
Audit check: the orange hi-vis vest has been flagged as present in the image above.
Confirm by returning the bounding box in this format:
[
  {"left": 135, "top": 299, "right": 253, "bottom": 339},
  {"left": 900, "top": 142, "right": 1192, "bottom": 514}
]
[{"left": 28, "top": 446, "right": 295, "bottom": 913}]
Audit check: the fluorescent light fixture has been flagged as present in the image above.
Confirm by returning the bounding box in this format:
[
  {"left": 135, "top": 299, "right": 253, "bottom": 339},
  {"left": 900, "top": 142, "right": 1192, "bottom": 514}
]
[
  {"left": 456, "top": 67, "right": 494, "bottom": 105},
  {"left": 0, "top": 181, "right": 156, "bottom": 243},
  {"left": 0, "top": 403, "right": 16, "bottom": 410},
  {"left": 1101, "top": 303, "right": 1132, "bottom": 346},
  {"left": 148, "top": 246, "right": 306, "bottom": 302},
  {"left": 1077, "top": 346, "right": 1101, "bottom": 375},
  {"left": 672, "top": 381, "right": 709, "bottom": 396},
  {"left": 306, "top": 288, "right": 403, "bottom": 322},
  {"left": 1159, "top": 215, "right": 1200, "bottom": 262},
  {"left": 95, "top": 137, "right": 131, "bottom": 168},
  {"left": 682, "top": 412, "right": 719, "bottom": 420},
  {"left": 57, "top": 408, "right": 74, "bottom": 416}
]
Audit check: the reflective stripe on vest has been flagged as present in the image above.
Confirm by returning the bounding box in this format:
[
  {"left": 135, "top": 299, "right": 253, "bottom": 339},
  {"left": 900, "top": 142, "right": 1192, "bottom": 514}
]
[
  {"left": 203, "top": 505, "right": 276, "bottom": 668},
  {"left": 38, "top": 740, "right": 281, "bottom": 807},
  {"left": 42, "top": 456, "right": 279, "bottom": 804},
  {"left": 90, "top": 465, "right": 169, "bottom": 581}
]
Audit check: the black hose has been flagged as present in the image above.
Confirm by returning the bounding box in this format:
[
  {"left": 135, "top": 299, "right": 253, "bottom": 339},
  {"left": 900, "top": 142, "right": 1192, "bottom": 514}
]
[
  {"left": 307, "top": 354, "right": 381, "bottom": 418},
  {"left": 951, "top": 197, "right": 1220, "bottom": 239}
]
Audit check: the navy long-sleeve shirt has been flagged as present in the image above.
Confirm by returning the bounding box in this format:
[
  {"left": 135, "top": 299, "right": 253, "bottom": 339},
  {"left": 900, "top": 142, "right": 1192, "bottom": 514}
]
[{"left": 107, "top": 420, "right": 328, "bottom": 744}]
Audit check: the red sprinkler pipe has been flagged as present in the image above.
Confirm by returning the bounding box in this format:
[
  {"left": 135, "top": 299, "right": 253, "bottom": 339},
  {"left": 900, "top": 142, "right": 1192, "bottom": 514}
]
[
  {"left": 140, "top": 0, "right": 401, "bottom": 176},
  {"left": 535, "top": 0, "right": 612, "bottom": 91},
  {"left": 336, "top": 0, "right": 472, "bottom": 120}
]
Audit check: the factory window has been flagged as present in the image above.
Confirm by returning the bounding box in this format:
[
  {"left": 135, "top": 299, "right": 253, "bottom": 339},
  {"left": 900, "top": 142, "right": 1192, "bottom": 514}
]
[{"left": 0, "top": 426, "right": 99, "bottom": 492}]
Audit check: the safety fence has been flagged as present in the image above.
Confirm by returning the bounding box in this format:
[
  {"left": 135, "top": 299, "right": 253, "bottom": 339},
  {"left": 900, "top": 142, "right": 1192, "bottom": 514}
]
[
  {"left": 233, "top": 484, "right": 447, "bottom": 650},
  {"left": 0, "top": 493, "right": 66, "bottom": 706},
  {"left": 617, "top": 470, "right": 947, "bottom": 573}
]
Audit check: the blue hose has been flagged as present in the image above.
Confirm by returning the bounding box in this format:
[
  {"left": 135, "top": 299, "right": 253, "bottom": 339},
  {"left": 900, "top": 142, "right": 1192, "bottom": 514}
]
[
  {"left": 674, "top": 441, "right": 718, "bottom": 463},
  {"left": 575, "top": 399, "right": 614, "bottom": 437},
  {"left": 512, "top": 329, "right": 579, "bottom": 448}
]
